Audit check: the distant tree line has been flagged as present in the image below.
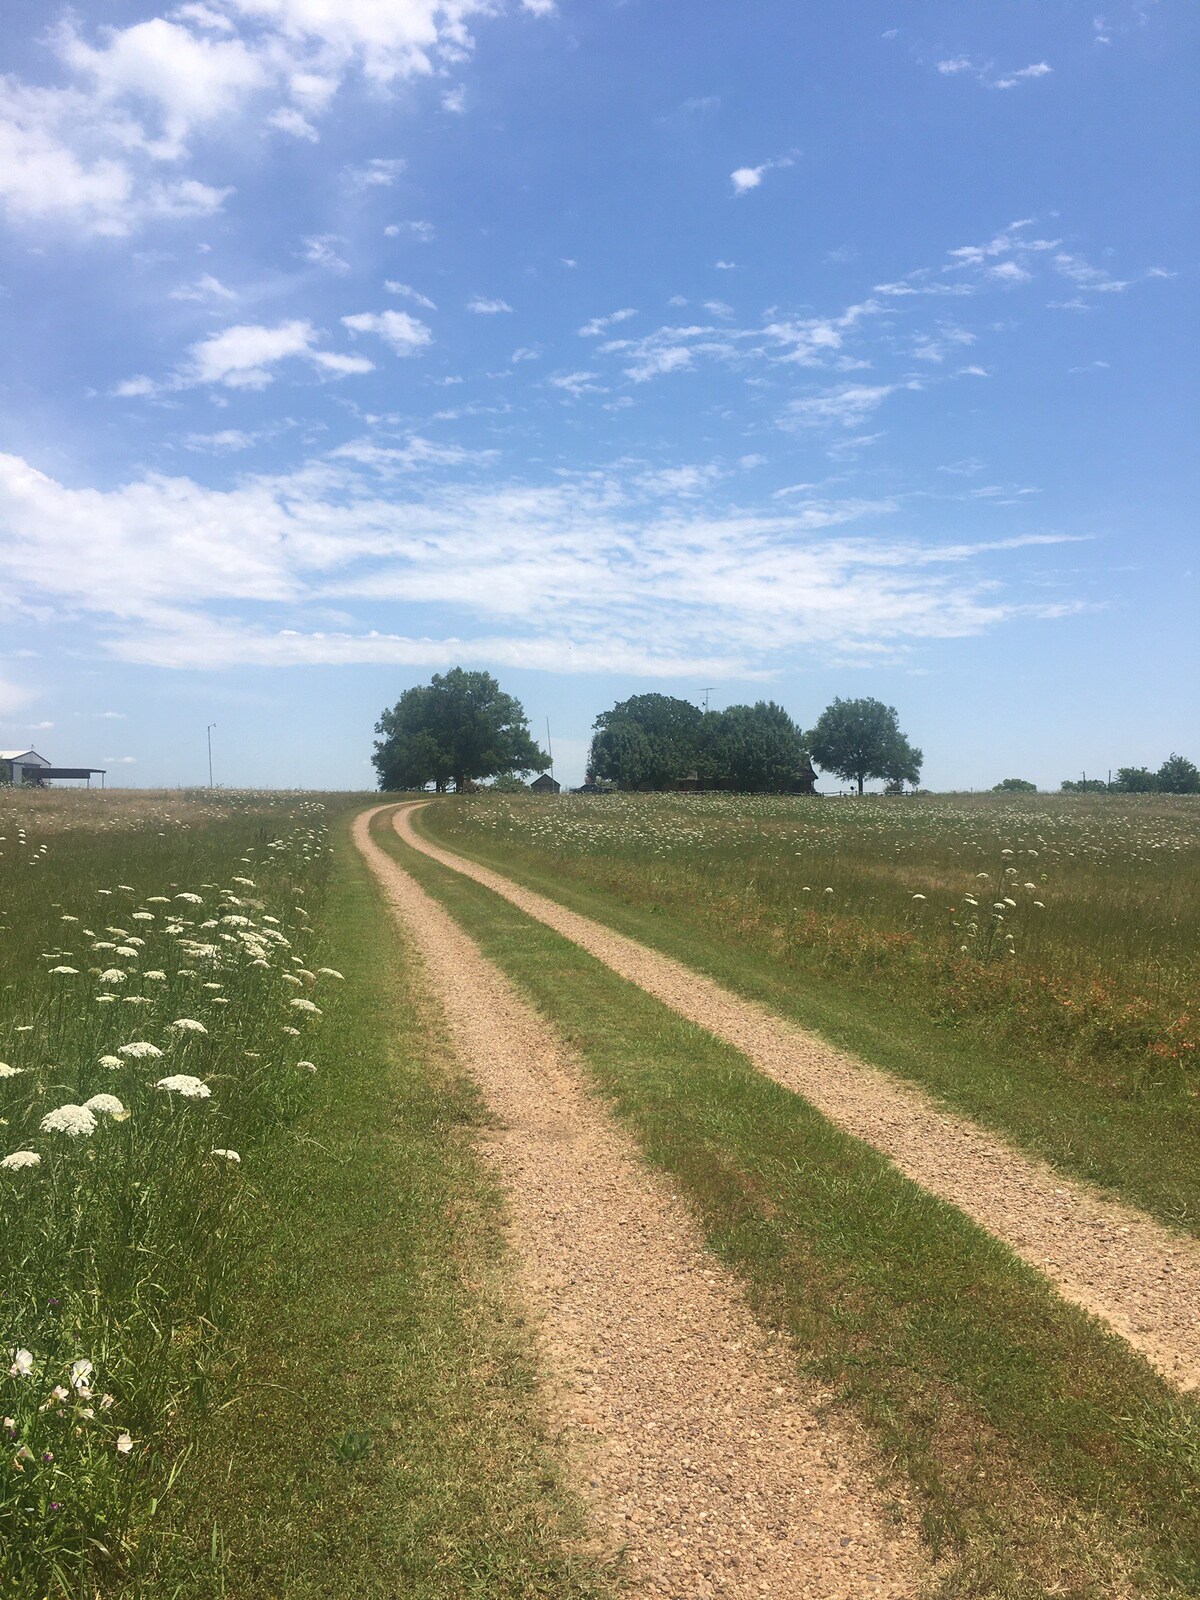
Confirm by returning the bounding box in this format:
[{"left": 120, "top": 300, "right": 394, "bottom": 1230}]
[
  {"left": 1060, "top": 754, "right": 1199, "bottom": 795},
  {"left": 373, "top": 672, "right": 925, "bottom": 796},
  {"left": 588, "top": 693, "right": 922, "bottom": 796}
]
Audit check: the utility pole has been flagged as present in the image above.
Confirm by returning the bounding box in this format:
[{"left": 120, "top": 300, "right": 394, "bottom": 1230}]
[
  {"left": 701, "top": 687, "right": 715, "bottom": 713},
  {"left": 546, "top": 718, "right": 554, "bottom": 779},
  {"left": 207, "top": 724, "right": 216, "bottom": 788}
]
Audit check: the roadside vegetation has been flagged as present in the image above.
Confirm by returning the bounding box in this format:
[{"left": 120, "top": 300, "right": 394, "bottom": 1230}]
[
  {"left": 421, "top": 791, "right": 1200, "bottom": 1229},
  {"left": 381, "top": 810, "right": 1200, "bottom": 1599},
  {"left": 0, "top": 790, "right": 611, "bottom": 1599}
]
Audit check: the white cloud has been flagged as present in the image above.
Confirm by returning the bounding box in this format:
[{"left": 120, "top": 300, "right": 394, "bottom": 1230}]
[
  {"left": 626, "top": 346, "right": 692, "bottom": 383},
  {"left": 96, "top": 710, "right": 127, "bottom": 719},
  {"left": 442, "top": 86, "right": 466, "bottom": 113},
  {"left": 467, "top": 295, "right": 513, "bottom": 314},
  {"left": 267, "top": 106, "right": 318, "bottom": 138},
  {"left": 731, "top": 154, "right": 794, "bottom": 194},
  {"left": 548, "top": 371, "right": 602, "bottom": 398},
  {"left": 637, "top": 464, "right": 723, "bottom": 497},
  {"left": 184, "top": 428, "right": 258, "bottom": 450},
  {"left": 0, "top": 449, "right": 1085, "bottom": 676},
  {"left": 344, "top": 157, "right": 406, "bottom": 189},
  {"left": 731, "top": 165, "right": 765, "bottom": 193},
  {"left": 521, "top": 0, "right": 557, "bottom": 14},
  {"left": 169, "top": 272, "right": 237, "bottom": 301},
  {"left": 311, "top": 350, "right": 376, "bottom": 376},
  {"left": 936, "top": 57, "right": 974, "bottom": 74},
  {"left": 302, "top": 234, "right": 350, "bottom": 272},
  {"left": 189, "top": 318, "right": 317, "bottom": 385},
  {"left": 714, "top": 260, "right": 737, "bottom": 270},
  {"left": 704, "top": 299, "right": 734, "bottom": 318},
  {"left": 782, "top": 382, "right": 910, "bottom": 430},
  {"left": 511, "top": 345, "right": 541, "bottom": 361},
  {"left": 988, "top": 260, "right": 1032, "bottom": 284},
  {"left": 994, "top": 62, "right": 1053, "bottom": 88},
  {"left": 342, "top": 309, "right": 432, "bottom": 354},
  {"left": 0, "top": 82, "right": 231, "bottom": 235},
  {"left": 578, "top": 308, "right": 637, "bottom": 337},
  {"left": 0, "top": 2, "right": 494, "bottom": 237},
  {"left": 385, "top": 219, "right": 435, "bottom": 242},
  {"left": 385, "top": 280, "right": 437, "bottom": 309}
]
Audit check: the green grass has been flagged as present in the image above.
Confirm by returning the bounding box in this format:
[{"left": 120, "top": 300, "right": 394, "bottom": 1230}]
[
  {"left": 137, "top": 811, "right": 614, "bottom": 1600},
  {"left": 418, "top": 795, "right": 1200, "bottom": 1232},
  {"left": 381, "top": 809, "right": 1200, "bottom": 1600}
]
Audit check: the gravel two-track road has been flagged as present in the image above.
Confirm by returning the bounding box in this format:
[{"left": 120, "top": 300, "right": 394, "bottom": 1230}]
[{"left": 355, "top": 806, "right": 924, "bottom": 1600}]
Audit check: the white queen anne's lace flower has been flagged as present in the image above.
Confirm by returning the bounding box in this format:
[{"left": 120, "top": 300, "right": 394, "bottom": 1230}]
[
  {"left": 84, "top": 1093, "right": 127, "bottom": 1119},
  {"left": 118, "top": 1041, "right": 162, "bottom": 1059},
  {"left": 211, "top": 1148, "right": 241, "bottom": 1162},
  {"left": 0, "top": 1064, "right": 25, "bottom": 1079},
  {"left": 50, "top": 965, "right": 78, "bottom": 975},
  {"left": 98, "top": 969, "right": 128, "bottom": 985},
  {"left": 316, "top": 968, "right": 344, "bottom": 980},
  {"left": 41, "top": 1104, "right": 98, "bottom": 1137},
  {"left": 169, "top": 1018, "right": 208, "bottom": 1034},
  {"left": 1, "top": 1151, "right": 40, "bottom": 1171},
  {"left": 289, "top": 998, "right": 321, "bottom": 1014},
  {"left": 156, "top": 1075, "right": 211, "bottom": 1099},
  {"left": 98, "top": 1055, "right": 122, "bottom": 1070}
]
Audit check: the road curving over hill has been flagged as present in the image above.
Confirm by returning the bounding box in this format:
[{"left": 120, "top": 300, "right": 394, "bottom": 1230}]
[
  {"left": 354, "top": 805, "right": 925, "bottom": 1600},
  {"left": 391, "top": 801, "right": 1200, "bottom": 1394}
]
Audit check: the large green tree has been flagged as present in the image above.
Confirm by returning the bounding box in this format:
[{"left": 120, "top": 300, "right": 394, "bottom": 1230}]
[
  {"left": 808, "top": 697, "right": 923, "bottom": 796},
  {"left": 700, "top": 701, "right": 816, "bottom": 793},
  {"left": 589, "top": 694, "right": 704, "bottom": 789},
  {"left": 1156, "top": 753, "right": 1200, "bottom": 794},
  {"left": 373, "top": 669, "right": 547, "bottom": 793}
]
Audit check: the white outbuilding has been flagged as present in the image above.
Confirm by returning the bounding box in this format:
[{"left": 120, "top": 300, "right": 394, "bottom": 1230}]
[{"left": 0, "top": 749, "right": 51, "bottom": 786}]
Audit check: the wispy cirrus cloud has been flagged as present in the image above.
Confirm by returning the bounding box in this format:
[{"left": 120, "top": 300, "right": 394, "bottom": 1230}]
[{"left": 0, "top": 447, "right": 1089, "bottom": 677}]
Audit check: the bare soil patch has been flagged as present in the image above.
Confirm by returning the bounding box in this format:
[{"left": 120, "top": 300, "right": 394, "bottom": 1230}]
[
  {"left": 355, "top": 807, "right": 924, "bottom": 1599},
  {"left": 395, "top": 803, "right": 1200, "bottom": 1392}
]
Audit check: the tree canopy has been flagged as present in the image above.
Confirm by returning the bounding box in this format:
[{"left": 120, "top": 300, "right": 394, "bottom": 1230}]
[
  {"left": 588, "top": 694, "right": 814, "bottom": 792},
  {"left": 993, "top": 777, "right": 1038, "bottom": 793},
  {"left": 589, "top": 694, "right": 704, "bottom": 790},
  {"left": 807, "top": 697, "right": 922, "bottom": 795},
  {"left": 372, "top": 668, "right": 547, "bottom": 793}
]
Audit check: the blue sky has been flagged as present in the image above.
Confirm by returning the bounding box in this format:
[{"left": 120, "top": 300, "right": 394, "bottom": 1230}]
[{"left": 0, "top": 0, "right": 1195, "bottom": 791}]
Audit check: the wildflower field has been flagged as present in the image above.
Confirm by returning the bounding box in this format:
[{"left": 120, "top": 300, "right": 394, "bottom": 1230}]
[
  {"left": 0, "top": 788, "right": 342, "bottom": 1591},
  {"left": 424, "top": 790, "right": 1200, "bottom": 1225}
]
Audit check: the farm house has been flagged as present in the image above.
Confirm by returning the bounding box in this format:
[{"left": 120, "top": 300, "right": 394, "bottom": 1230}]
[{"left": 528, "top": 773, "right": 561, "bottom": 794}]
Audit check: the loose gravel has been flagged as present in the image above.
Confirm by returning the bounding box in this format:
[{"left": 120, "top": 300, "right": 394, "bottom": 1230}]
[
  {"left": 355, "top": 808, "right": 925, "bottom": 1600},
  {"left": 393, "top": 803, "right": 1200, "bottom": 1393}
]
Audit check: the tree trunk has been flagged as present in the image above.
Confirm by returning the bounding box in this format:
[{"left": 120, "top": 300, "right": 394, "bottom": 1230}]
[{"left": 857, "top": 774, "right": 864, "bottom": 796}]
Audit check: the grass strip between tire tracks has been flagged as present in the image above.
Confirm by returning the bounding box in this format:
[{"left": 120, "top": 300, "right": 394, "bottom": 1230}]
[
  {"left": 414, "top": 804, "right": 1199, "bottom": 1235},
  {"left": 380, "top": 810, "right": 1200, "bottom": 1600},
  {"left": 138, "top": 813, "right": 615, "bottom": 1600}
]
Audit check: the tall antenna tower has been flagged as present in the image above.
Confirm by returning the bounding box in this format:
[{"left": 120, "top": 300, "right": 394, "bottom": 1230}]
[
  {"left": 546, "top": 717, "right": 555, "bottom": 779},
  {"left": 701, "top": 687, "right": 715, "bottom": 713}
]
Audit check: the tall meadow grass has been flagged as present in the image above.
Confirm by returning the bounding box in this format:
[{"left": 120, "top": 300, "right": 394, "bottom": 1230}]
[
  {"left": 0, "top": 790, "right": 345, "bottom": 1593},
  {"left": 434, "top": 791, "right": 1200, "bottom": 1092}
]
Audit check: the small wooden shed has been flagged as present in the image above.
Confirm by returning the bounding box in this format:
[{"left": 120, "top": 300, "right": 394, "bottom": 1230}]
[{"left": 529, "top": 773, "right": 561, "bottom": 794}]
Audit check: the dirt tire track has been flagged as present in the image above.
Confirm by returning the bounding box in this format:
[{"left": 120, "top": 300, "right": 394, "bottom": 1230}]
[
  {"left": 354, "top": 807, "right": 925, "bottom": 1600},
  {"left": 392, "top": 802, "right": 1200, "bottom": 1393}
]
